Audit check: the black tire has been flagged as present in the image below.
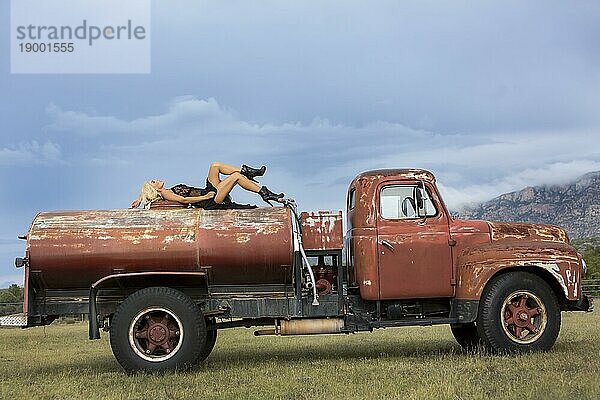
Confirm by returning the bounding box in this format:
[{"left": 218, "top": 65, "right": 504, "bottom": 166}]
[
  {"left": 110, "top": 287, "right": 206, "bottom": 373},
  {"left": 450, "top": 322, "right": 482, "bottom": 350},
  {"left": 476, "top": 272, "right": 560, "bottom": 353},
  {"left": 198, "top": 326, "right": 218, "bottom": 363}
]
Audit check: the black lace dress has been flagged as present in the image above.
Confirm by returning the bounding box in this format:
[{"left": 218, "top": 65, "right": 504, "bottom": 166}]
[{"left": 170, "top": 179, "right": 257, "bottom": 210}]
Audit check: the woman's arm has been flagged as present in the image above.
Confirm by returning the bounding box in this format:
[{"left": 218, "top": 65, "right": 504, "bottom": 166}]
[
  {"left": 130, "top": 197, "right": 142, "bottom": 208},
  {"left": 161, "top": 189, "right": 216, "bottom": 204}
]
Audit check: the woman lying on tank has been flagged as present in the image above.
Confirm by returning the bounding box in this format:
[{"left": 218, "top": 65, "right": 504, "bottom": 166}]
[{"left": 130, "top": 162, "right": 284, "bottom": 210}]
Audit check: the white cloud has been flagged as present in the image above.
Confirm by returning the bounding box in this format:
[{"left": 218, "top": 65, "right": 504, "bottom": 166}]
[
  {"left": 0, "top": 141, "right": 64, "bottom": 166},
  {"left": 439, "top": 159, "right": 600, "bottom": 208},
  {"left": 46, "top": 97, "right": 239, "bottom": 138},
  {"left": 44, "top": 97, "right": 600, "bottom": 211}
]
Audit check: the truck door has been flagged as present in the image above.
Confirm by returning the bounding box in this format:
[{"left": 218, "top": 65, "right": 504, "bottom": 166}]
[{"left": 376, "top": 182, "right": 453, "bottom": 299}]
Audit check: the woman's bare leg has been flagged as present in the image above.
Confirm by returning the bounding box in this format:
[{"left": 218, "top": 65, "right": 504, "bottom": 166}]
[
  {"left": 214, "top": 172, "right": 260, "bottom": 203},
  {"left": 207, "top": 161, "right": 241, "bottom": 187}
]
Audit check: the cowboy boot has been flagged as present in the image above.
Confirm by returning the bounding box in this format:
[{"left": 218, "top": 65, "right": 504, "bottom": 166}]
[
  {"left": 241, "top": 164, "right": 266, "bottom": 182},
  {"left": 258, "top": 186, "right": 284, "bottom": 206}
]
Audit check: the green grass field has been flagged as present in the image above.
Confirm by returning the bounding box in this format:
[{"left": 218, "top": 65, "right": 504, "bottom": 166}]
[{"left": 1, "top": 312, "right": 598, "bottom": 400}]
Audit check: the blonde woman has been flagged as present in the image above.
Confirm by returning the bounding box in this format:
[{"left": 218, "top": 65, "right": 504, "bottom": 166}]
[{"left": 130, "top": 162, "right": 284, "bottom": 209}]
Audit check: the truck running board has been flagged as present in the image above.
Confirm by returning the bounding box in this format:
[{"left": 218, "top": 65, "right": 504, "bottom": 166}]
[
  {"left": 0, "top": 314, "right": 27, "bottom": 327},
  {"left": 370, "top": 317, "right": 459, "bottom": 329}
]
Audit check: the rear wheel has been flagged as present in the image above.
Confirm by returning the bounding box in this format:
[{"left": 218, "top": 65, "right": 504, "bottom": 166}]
[
  {"left": 110, "top": 287, "right": 206, "bottom": 373},
  {"left": 450, "top": 322, "right": 482, "bottom": 350},
  {"left": 199, "top": 326, "right": 218, "bottom": 362},
  {"left": 476, "top": 272, "right": 560, "bottom": 353}
]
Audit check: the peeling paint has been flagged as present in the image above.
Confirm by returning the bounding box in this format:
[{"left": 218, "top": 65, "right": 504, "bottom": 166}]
[
  {"left": 257, "top": 224, "right": 282, "bottom": 235},
  {"left": 456, "top": 241, "right": 581, "bottom": 300},
  {"left": 26, "top": 207, "right": 294, "bottom": 289},
  {"left": 300, "top": 211, "right": 343, "bottom": 250},
  {"left": 537, "top": 262, "right": 569, "bottom": 296},
  {"left": 489, "top": 221, "right": 569, "bottom": 244},
  {"left": 235, "top": 233, "right": 251, "bottom": 243}
]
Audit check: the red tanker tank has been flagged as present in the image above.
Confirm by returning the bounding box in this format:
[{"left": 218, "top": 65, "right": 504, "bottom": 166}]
[{"left": 25, "top": 207, "right": 294, "bottom": 289}]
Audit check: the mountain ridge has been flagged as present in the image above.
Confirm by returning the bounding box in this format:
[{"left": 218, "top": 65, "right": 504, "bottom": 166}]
[{"left": 460, "top": 171, "right": 600, "bottom": 239}]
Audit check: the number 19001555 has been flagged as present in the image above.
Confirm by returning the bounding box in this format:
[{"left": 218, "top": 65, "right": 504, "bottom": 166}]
[{"left": 19, "top": 42, "right": 74, "bottom": 52}]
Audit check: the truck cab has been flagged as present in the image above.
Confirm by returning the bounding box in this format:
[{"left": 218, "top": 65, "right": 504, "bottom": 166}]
[
  {"left": 347, "top": 169, "right": 456, "bottom": 300},
  {"left": 345, "top": 168, "right": 591, "bottom": 347}
]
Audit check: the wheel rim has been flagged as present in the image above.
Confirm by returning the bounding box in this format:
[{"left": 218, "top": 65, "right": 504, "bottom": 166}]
[
  {"left": 128, "top": 307, "right": 184, "bottom": 362},
  {"left": 500, "top": 290, "right": 547, "bottom": 344}
]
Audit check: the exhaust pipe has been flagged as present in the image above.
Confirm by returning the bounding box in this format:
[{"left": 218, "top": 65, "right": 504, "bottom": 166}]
[
  {"left": 254, "top": 329, "right": 276, "bottom": 336},
  {"left": 280, "top": 318, "right": 344, "bottom": 335},
  {"left": 254, "top": 318, "right": 345, "bottom": 336}
]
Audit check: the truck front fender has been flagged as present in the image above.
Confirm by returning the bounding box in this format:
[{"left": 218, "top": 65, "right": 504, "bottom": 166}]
[{"left": 455, "top": 241, "right": 581, "bottom": 301}]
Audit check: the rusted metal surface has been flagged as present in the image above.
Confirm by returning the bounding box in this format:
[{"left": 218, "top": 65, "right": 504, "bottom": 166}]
[
  {"left": 456, "top": 241, "right": 581, "bottom": 300},
  {"left": 348, "top": 231, "right": 379, "bottom": 299},
  {"left": 130, "top": 308, "right": 182, "bottom": 360},
  {"left": 376, "top": 181, "right": 453, "bottom": 299},
  {"left": 347, "top": 170, "right": 454, "bottom": 300},
  {"left": 300, "top": 211, "right": 343, "bottom": 250},
  {"left": 92, "top": 271, "right": 207, "bottom": 289},
  {"left": 197, "top": 208, "right": 293, "bottom": 285},
  {"left": 347, "top": 168, "right": 585, "bottom": 303},
  {"left": 23, "top": 264, "right": 30, "bottom": 318},
  {"left": 27, "top": 207, "right": 293, "bottom": 289},
  {"left": 453, "top": 220, "right": 579, "bottom": 301},
  {"left": 489, "top": 221, "right": 569, "bottom": 244},
  {"left": 347, "top": 169, "right": 441, "bottom": 230},
  {"left": 501, "top": 291, "right": 547, "bottom": 343},
  {"left": 449, "top": 219, "right": 492, "bottom": 286},
  {"left": 450, "top": 219, "right": 490, "bottom": 236},
  {"left": 149, "top": 200, "right": 187, "bottom": 210}
]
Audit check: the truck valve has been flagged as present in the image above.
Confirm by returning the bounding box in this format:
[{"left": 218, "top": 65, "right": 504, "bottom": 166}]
[{"left": 300, "top": 245, "right": 319, "bottom": 306}]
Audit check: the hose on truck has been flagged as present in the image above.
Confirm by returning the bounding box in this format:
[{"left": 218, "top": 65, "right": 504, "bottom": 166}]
[{"left": 276, "top": 198, "right": 319, "bottom": 306}]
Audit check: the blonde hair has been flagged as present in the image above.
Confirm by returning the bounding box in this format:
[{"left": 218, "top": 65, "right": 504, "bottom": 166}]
[{"left": 138, "top": 181, "right": 163, "bottom": 209}]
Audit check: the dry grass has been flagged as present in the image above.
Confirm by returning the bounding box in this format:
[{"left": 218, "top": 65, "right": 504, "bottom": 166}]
[{"left": 0, "top": 312, "right": 598, "bottom": 400}]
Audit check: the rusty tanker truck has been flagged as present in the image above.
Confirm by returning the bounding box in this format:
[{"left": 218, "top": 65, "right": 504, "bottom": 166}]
[{"left": 2, "top": 169, "right": 592, "bottom": 372}]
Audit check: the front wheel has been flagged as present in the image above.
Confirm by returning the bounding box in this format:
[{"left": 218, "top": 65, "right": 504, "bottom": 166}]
[
  {"left": 110, "top": 287, "right": 206, "bottom": 373},
  {"left": 476, "top": 272, "right": 561, "bottom": 353}
]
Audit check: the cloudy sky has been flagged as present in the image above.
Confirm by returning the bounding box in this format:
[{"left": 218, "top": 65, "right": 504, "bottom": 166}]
[{"left": 1, "top": 1, "right": 599, "bottom": 286}]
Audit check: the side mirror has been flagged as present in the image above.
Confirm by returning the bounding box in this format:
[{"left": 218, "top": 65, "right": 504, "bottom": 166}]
[
  {"left": 414, "top": 186, "right": 424, "bottom": 209},
  {"left": 414, "top": 181, "right": 429, "bottom": 220}
]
